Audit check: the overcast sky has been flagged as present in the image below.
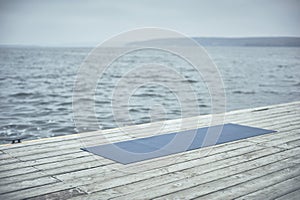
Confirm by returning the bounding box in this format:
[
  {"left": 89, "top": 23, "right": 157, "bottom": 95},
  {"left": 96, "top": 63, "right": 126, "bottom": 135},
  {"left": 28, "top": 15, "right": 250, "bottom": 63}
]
[{"left": 0, "top": 0, "right": 299, "bottom": 46}]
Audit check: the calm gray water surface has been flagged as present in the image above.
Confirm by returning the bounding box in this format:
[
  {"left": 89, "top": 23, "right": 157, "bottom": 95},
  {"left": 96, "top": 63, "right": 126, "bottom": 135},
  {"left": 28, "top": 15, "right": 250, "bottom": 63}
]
[{"left": 0, "top": 46, "right": 299, "bottom": 143}]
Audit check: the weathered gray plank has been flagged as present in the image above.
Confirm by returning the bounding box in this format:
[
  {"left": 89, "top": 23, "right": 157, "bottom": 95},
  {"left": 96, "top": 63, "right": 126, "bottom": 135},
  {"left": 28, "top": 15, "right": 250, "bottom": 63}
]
[
  {"left": 0, "top": 157, "right": 20, "bottom": 166},
  {"left": 0, "top": 166, "right": 39, "bottom": 179},
  {"left": 102, "top": 147, "right": 300, "bottom": 199},
  {"left": 193, "top": 161, "right": 300, "bottom": 199},
  {"left": 234, "top": 174, "right": 300, "bottom": 200},
  {"left": 71, "top": 152, "right": 300, "bottom": 200},
  {"left": 26, "top": 188, "right": 85, "bottom": 200},
  {"left": 278, "top": 139, "right": 300, "bottom": 150},
  {"left": 0, "top": 151, "right": 14, "bottom": 159},
  {"left": 0, "top": 171, "right": 50, "bottom": 185},
  {"left": 0, "top": 176, "right": 58, "bottom": 195},
  {"left": 0, "top": 182, "right": 80, "bottom": 200},
  {"left": 180, "top": 161, "right": 300, "bottom": 200},
  {"left": 276, "top": 188, "right": 300, "bottom": 200}
]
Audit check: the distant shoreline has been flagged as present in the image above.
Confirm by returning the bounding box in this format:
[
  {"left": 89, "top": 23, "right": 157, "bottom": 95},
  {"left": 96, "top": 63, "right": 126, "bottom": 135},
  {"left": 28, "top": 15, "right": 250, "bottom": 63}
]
[
  {"left": 128, "top": 37, "right": 300, "bottom": 47},
  {"left": 1, "top": 37, "right": 300, "bottom": 47}
]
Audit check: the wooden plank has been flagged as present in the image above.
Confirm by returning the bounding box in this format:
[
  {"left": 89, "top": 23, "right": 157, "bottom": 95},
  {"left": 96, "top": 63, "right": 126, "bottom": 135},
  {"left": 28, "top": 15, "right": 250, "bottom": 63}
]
[
  {"left": 72, "top": 151, "right": 296, "bottom": 199},
  {"left": 278, "top": 139, "right": 300, "bottom": 150},
  {"left": 0, "top": 176, "right": 58, "bottom": 195},
  {"left": 8, "top": 149, "right": 84, "bottom": 162},
  {"left": 2, "top": 135, "right": 131, "bottom": 158},
  {"left": 0, "top": 159, "right": 27, "bottom": 172},
  {"left": 245, "top": 127, "right": 299, "bottom": 143},
  {"left": 0, "top": 171, "right": 50, "bottom": 185},
  {"left": 167, "top": 158, "right": 300, "bottom": 200},
  {"left": 0, "top": 182, "right": 81, "bottom": 200},
  {"left": 234, "top": 175, "right": 300, "bottom": 200},
  {"left": 1, "top": 154, "right": 96, "bottom": 174},
  {"left": 100, "top": 147, "right": 300, "bottom": 199},
  {"left": 0, "top": 166, "right": 39, "bottom": 179},
  {"left": 0, "top": 156, "right": 112, "bottom": 180},
  {"left": 228, "top": 101, "right": 300, "bottom": 115},
  {"left": 249, "top": 131, "right": 300, "bottom": 148},
  {"left": 0, "top": 157, "right": 20, "bottom": 166},
  {"left": 194, "top": 160, "right": 300, "bottom": 199},
  {"left": 41, "top": 159, "right": 114, "bottom": 178},
  {"left": 276, "top": 189, "right": 300, "bottom": 200},
  {"left": 0, "top": 151, "right": 14, "bottom": 159},
  {"left": 26, "top": 188, "right": 85, "bottom": 200},
  {"left": 71, "top": 153, "right": 300, "bottom": 199}
]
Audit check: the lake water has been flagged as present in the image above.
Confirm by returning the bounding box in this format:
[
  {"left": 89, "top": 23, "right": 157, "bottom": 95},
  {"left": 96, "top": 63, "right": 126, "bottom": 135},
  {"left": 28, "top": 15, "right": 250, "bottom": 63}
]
[{"left": 0, "top": 46, "right": 299, "bottom": 143}]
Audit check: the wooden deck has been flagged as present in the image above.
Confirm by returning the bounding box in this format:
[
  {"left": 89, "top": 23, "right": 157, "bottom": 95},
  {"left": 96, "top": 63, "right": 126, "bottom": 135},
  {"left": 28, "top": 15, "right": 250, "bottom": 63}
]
[{"left": 0, "top": 101, "right": 299, "bottom": 200}]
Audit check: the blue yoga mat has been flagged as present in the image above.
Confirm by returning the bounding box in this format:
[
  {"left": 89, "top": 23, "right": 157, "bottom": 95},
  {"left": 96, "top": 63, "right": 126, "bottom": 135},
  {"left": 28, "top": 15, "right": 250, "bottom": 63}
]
[{"left": 81, "top": 123, "right": 276, "bottom": 164}]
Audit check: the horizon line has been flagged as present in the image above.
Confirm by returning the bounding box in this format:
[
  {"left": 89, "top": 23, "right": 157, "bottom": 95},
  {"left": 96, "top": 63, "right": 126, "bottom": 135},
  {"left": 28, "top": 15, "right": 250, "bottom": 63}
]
[{"left": 1, "top": 36, "right": 300, "bottom": 48}]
